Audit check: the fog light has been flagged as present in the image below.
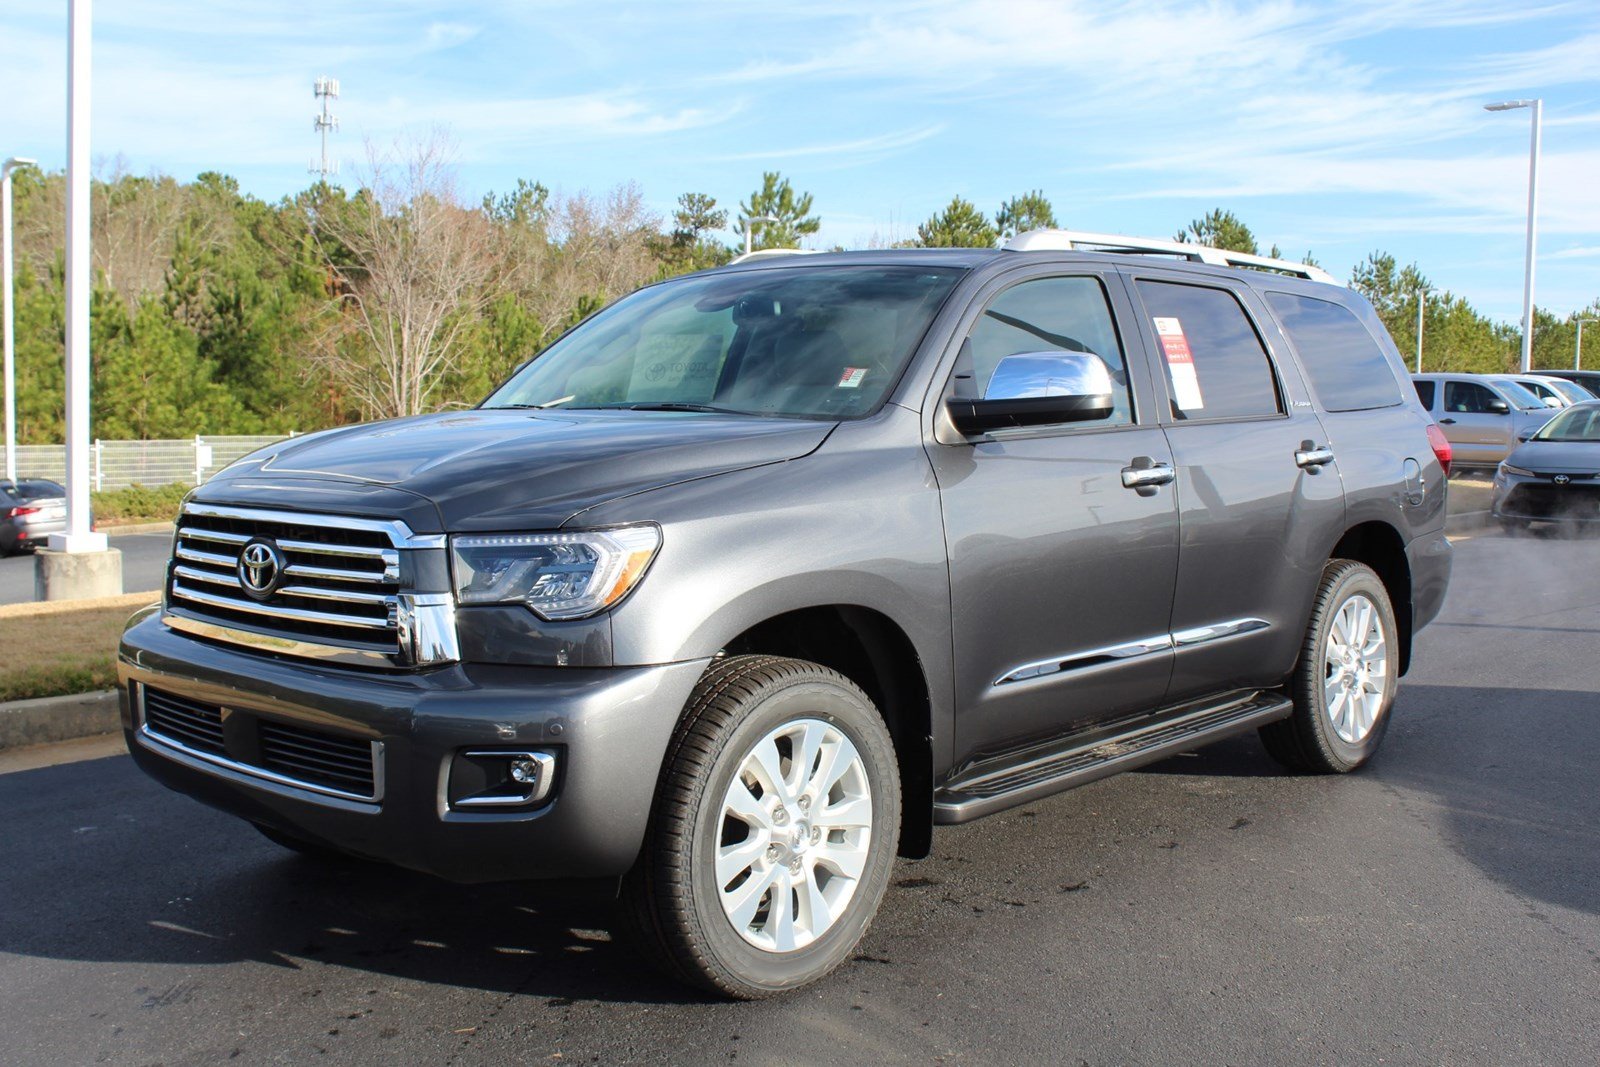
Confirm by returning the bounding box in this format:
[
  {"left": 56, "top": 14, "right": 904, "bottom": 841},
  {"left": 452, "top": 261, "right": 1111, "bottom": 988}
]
[{"left": 448, "top": 749, "right": 557, "bottom": 810}]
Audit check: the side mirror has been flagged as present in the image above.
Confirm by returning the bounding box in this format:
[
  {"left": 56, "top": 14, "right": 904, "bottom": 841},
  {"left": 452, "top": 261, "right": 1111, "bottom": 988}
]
[
  {"left": 1517, "top": 427, "right": 1538, "bottom": 442},
  {"left": 1543, "top": 397, "right": 1563, "bottom": 408},
  {"left": 1486, "top": 397, "right": 1510, "bottom": 415},
  {"left": 946, "top": 352, "right": 1114, "bottom": 435}
]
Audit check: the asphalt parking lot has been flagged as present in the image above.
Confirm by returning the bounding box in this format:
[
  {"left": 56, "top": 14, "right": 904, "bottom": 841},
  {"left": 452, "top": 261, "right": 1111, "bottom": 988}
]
[
  {"left": 1, "top": 527, "right": 1597, "bottom": 1065},
  {"left": 0, "top": 531, "right": 172, "bottom": 604}
]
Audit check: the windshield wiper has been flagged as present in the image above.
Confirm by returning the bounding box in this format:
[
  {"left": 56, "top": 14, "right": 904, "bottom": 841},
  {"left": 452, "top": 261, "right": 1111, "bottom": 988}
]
[{"left": 583, "top": 402, "right": 755, "bottom": 415}]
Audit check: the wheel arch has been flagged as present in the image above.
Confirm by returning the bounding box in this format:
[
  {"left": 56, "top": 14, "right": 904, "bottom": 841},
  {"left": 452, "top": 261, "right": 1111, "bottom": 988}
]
[
  {"left": 721, "top": 605, "right": 935, "bottom": 859},
  {"left": 1329, "top": 521, "right": 1414, "bottom": 676}
]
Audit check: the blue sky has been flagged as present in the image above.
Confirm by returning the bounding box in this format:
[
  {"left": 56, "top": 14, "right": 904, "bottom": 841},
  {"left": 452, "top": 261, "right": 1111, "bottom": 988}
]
[{"left": 4, "top": 1, "right": 1599, "bottom": 322}]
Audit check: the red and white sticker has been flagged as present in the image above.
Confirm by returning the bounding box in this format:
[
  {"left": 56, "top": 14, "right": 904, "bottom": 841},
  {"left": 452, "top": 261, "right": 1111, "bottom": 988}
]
[
  {"left": 1152, "top": 316, "right": 1204, "bottom": 411},
  {"left": 837, "top": 367, "right": 868, "bottom": 389}
]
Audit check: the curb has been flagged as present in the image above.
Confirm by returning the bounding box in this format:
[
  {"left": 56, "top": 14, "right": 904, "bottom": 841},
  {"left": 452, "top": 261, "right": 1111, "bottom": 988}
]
[
  {"left": 1446, "top": 510, "right": 1493, "bottom": 534},
  {"left": 0, "top": 689, "right": 119, "bottom": 751},
  {"left": 103, "top": 522, "right": 174, "bottom": 537}
]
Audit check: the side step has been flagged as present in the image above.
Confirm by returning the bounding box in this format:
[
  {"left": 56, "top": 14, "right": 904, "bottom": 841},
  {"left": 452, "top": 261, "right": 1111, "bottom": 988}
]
[{"left": 933, "top": 691, "right": 1293, "bottom": 824}]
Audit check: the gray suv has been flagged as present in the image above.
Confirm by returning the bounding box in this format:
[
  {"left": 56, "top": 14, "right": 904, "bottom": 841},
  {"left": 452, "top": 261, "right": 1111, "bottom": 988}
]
[{"left": 120, "top": 231, "right": 1452, "bottom": 998}]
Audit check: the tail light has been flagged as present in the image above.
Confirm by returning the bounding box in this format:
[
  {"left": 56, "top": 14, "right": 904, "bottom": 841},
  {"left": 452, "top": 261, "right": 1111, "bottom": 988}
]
[
  {"left": 1425, "top": 424, "right": 1452, "bottom": 478},
  {"left": 5, "top": 506, "right": 39, "bottom": 519}
]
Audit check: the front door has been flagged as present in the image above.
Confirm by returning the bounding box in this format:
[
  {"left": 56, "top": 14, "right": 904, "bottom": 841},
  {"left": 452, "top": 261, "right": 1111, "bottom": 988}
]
[
  {"left": 1123, "top": 273, "right": 1345, "bottom": 703},
  {"left": 927, "top": 270, "right": 1180, "bottom": 767},
  {"left": 1439, "top": 378, "right": 1514, "bottom": 466}
]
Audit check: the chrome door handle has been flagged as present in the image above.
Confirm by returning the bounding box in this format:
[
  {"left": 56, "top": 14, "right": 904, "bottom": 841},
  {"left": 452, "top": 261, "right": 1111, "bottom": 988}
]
[
  {"left": 1121, "top": 462, "right": 1176, "bottom": 489},
  {"left": 1294, "top": 445, "right": 1336, "bottom": 469}
]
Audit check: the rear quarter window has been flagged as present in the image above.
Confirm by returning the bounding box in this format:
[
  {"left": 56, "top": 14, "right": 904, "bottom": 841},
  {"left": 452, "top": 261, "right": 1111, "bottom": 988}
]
[
  {"left": 1266, "top": 292, "right": 1404, "bottom": 412},
  {"left": 1413, "top": 379, "right": 1436, "bottom": 409}
]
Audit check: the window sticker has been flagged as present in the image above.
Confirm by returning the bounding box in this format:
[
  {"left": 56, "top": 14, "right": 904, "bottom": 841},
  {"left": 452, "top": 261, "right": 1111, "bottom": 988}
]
[
  {"left": 837, "top": 367, "right": 868, "bottom": 389},
  {"left": 1152, "top": 316, "right": 1204, "bottom": 411},
  {"left": 627, "top": 333, "right": 722, "bottom": 401}
]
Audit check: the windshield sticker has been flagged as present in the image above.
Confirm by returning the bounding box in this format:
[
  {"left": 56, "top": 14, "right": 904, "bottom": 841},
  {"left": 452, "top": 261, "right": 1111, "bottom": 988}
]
[
  {"left": 837, "top": 367, "right": 868, "bottom": 389},
  {"left": 628, "top": 333, "right": 723, "bottom": 402},
  {"left": 1152, "top": 316, "right": 1204, "bottom": 411}
]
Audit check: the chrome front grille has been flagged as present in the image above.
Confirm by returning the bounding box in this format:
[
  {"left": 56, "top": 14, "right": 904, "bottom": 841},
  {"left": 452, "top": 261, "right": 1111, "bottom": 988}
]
[{"left": 168, "top": 507, "right": 402, "bottom": 654}]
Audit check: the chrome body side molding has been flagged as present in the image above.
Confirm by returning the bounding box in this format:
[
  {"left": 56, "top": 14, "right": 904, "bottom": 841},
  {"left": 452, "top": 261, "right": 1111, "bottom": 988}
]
[{"left": 993, "top": 618, "right": 1270, "bottom": 687}]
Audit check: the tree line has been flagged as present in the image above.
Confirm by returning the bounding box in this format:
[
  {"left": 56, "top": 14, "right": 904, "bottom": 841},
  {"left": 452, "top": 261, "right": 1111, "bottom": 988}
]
[{"left": 5, "top": 148, "right": 1596, "bottom": 444}]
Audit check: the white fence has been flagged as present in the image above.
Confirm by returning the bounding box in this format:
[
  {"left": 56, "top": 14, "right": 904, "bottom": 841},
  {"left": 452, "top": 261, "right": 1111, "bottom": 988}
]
[{"left": 11, "top": 434, "right": 293, "bottom": 491}]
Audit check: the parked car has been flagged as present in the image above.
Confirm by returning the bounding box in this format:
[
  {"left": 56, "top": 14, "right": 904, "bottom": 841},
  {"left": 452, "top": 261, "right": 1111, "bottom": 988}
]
[
  {"left": 0, "top": 478, "right": 67, "bottom": 554},
  {"left": 1411, "top": 373, "right": 1556, "bottom": 470},
  {"left": 1521, "top": 374, "right": 1595, "bottom": 406},
  {"left": 1507, "top": 375, "right": 1574, "bottom": 408},
  {"left": 1493, "top": 399, "right": 1600, "bottom": 531},
  {"left": 120, "top": 231, "right": 1452, "bottom": 998},
  {"left": 1540, "top": 369, "right": 1600, "bottom": 398}
]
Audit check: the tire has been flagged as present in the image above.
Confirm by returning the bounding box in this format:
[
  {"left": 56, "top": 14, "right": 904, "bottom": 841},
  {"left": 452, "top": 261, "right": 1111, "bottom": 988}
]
[
  {"left": 620, "top": 655, "right": 901, "bottom": 999},
  {"left": 1260, "top": 560, "right": 1399, "bottom": 774}
]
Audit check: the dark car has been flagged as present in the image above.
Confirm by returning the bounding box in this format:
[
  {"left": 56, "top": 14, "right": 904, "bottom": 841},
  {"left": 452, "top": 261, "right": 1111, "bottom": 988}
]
[
  {"left": 119, "top": 231, "right": 1451, "bottom": 998},
  {"left": 1493, "top": 399, "right": 1600, "bottom": 531},
  {"left": 0, "top": 478, "right": 67, "bottom": 554}
]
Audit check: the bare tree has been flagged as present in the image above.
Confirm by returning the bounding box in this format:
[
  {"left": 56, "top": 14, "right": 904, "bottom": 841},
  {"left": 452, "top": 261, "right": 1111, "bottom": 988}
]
[{"left": 314, "top": 134, "right": 497, "bottom": 418}]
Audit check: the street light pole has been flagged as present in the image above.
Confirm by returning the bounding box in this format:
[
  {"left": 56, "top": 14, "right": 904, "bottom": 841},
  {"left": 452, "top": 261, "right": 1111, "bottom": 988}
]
[
  {"left": 2, "top": 157, "right": 38, "bottom": 484},
  {"left": 1577, "top": 318, "right": 1597, "bottom": 371},
  {"left": 1414, "top": 286, "right": 1431, "bottom": 374},
  {"left": 50, "top": 0, "right": 106, "bottom": 556},
  {"left": 1485, "top": 98, "right": 1542, "bottom": 374}
]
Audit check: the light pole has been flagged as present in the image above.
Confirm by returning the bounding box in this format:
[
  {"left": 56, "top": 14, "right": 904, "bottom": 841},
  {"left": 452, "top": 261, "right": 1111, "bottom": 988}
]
[
  {"left": 742, "top": 214, "right": 778, "bottom": 256},
  {"left": 1413, "top": 285, "right": 1432, "bottom": 373},
  {"left": 1577, "top": 318, "right": 1597, "bottom": 370},
  {"left": 1485, "top": 98, "right": 1542, "bottom": 374},
  {"left": 2, "top": 157, "right": 37, "bottom": 484}
]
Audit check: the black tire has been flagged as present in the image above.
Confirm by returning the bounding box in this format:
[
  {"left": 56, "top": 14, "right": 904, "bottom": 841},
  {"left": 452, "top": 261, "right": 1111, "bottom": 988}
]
[
  {"left": 1260, "top": 560, "right": 1399, "bottom": 774},
  {"left": 252, "top": 821, "right": 364, "bottom": 863},
  {"left": 620, "top": 655, "right": 901, "bottom": 999}
]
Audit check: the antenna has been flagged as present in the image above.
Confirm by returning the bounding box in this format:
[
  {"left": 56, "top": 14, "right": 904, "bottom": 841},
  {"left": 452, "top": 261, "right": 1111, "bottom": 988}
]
[{"left": 310, "top": 75, "right": 340, "bottom": 178}]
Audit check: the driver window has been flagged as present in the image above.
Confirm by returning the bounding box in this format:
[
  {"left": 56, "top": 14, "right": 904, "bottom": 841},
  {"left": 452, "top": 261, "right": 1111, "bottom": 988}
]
[
  {"left": 1444, "top": 380, "right": 1497, "bottom": 414},
  {"left": 961, "top": 276, "right": 1134, "bottom": 426}
]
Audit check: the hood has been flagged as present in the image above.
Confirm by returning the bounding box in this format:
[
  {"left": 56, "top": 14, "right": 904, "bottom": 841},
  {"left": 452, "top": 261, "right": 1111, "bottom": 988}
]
[
  {"left": 1507, "top": 439, "right": 1600, "bottom": 473},
  {"left": 198, "top": 409, "right": 835, "bottom": 530}
]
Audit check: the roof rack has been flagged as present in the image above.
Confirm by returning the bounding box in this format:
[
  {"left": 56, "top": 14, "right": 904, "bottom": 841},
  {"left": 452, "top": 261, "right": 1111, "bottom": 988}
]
[
  {"left": 1004, "top": 229, "right": 1337, "bottom": 285},
  {"left": 728, "top": 248, "right": 824, "bottom": 266}
]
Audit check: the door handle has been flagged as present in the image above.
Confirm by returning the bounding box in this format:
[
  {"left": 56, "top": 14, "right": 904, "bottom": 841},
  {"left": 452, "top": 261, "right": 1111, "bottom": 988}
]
[
  {"left": 1294, "top": 444, "right": 1336, "bottom": 469},
  {"left": 1439, "top": 418, "right": 1457, "bottom": 425},
  {"left": 1121, "top": 461, "right": 1175, "bottom": 490}
]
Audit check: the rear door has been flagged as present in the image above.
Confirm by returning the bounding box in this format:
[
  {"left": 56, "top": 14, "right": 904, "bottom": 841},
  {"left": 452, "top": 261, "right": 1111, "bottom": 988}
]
[
  {"left": 1439, "top": 378, "right": 1513, "bottom": 466},
  {"left": 1123, "top": 271, "right": 1344, "bottom": 703}
]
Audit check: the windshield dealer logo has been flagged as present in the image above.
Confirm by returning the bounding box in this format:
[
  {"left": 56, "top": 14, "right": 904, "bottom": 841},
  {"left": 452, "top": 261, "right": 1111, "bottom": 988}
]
[
  {"left": 237, "top": 539, "right": 285, "bottom": 600},
  {"left": 1553, "top": 474, "right": 1571, "bottom": 486}
]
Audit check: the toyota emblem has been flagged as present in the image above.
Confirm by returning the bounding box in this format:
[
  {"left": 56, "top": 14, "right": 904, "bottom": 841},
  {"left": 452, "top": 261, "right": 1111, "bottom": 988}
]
[
  {"left": 237, "top": 539, "right": 285, "bottom": 600},
  {"left": 1553, "top": 474, "right": 1571, "bottom": 486}
]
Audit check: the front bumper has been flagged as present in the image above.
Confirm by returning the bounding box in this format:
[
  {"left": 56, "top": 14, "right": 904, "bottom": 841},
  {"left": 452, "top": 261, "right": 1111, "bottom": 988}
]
[
  {"left": 119, "top": 613, "right": 708, "bottom": 883},
  {"left": 1492, "top": 470, "right": 1600, "bottom": 523}
]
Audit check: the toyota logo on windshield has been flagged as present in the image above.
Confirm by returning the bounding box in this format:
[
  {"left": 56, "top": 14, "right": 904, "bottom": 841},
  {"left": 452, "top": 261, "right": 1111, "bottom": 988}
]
[{"left": 237, "top": 539, "right": 285, "bottom": 600}]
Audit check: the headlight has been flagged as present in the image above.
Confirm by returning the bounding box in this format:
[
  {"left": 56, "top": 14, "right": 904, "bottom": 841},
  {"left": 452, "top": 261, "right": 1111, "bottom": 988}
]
[
  {"left": 450, "top": 525, "right": 661, "bottom": 620},
  {"left": 1499, "top": 463, "right": 1534, "bottom": 478}
]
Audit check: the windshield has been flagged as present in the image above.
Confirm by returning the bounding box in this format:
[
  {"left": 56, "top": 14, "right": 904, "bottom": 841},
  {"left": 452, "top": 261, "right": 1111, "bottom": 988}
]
[
  {"left": 1547, "top": 378, "right": 1596, "bottom": 402},
  {"left": 484, "top": 265, "right": 964, "bottom": 420},
  {"left": 1495, "top": 379, "right": 1547, "bottom": 411},
  {"left": 1533, "top": 404, "right": 1600, "bottom": 442}
]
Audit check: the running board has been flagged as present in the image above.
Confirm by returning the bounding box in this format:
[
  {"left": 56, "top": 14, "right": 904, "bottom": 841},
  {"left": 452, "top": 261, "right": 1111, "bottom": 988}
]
[{"left": 933, "top": 691, "right": 1293, "bottom": 824}]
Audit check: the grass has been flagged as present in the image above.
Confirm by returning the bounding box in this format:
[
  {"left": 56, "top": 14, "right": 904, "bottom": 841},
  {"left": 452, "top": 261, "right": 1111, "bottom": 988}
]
[
  {"left": 91, "top": 482, "right": 189, "bottom": 527},
  {"left": 0, "top": 596, "right": 155, "bottom": 702}
]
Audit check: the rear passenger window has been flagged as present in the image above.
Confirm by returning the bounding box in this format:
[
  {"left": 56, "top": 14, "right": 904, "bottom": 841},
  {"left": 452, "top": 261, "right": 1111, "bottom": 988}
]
[
  {"left": 1265, "top": 292, "right": 1404, "bottom": 412},
  {"left": 1413, "top": 380, "right": 1436, "bottom": 409},
  {"left": 1135, "top": 281, "right": 1281, "bottom": 420}
]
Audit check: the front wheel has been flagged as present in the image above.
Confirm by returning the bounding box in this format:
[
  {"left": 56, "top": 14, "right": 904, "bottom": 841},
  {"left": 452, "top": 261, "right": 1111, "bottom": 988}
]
[
  {"left": 1260, "top": 560, "right": 1398, "bottom": 774},
  {"left": 621, "top": 655, "right": 901, "bottom": 999}
]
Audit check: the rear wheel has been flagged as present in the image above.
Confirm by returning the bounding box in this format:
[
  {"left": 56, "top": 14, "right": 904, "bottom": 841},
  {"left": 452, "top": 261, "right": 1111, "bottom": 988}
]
[
  {"left": 1260, "top": 560, "right": 1398, "bottom": 774},
  {"left": 621, "top": 655, "right": 900, "bottom": 999}
]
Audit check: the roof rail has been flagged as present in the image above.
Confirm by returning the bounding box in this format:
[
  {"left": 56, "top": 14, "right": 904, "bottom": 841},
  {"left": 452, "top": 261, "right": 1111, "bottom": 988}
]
[
  {"left": 728, "top": 248, "right": 824, "bottom": 266},
  {"left": 1004, "top": 229, "right": 1338, "bottom": 285}
]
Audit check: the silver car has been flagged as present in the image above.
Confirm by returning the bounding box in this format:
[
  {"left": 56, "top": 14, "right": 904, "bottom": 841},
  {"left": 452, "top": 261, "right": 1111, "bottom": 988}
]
[
  {"left": 0, "top": 478, "right": 67, "bottom": 554},
  {"left": 1493, "top": 400, "right": 1600, "bottom": 531},
  {"left": 1411, "top": 373, "right": 1556, "bottom": 469}
]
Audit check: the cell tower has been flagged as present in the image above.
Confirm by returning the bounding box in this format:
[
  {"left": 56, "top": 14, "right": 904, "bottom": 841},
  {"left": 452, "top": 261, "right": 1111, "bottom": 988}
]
[{"left": 311, "top": 76, "right": 340, "bottom": 178}]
